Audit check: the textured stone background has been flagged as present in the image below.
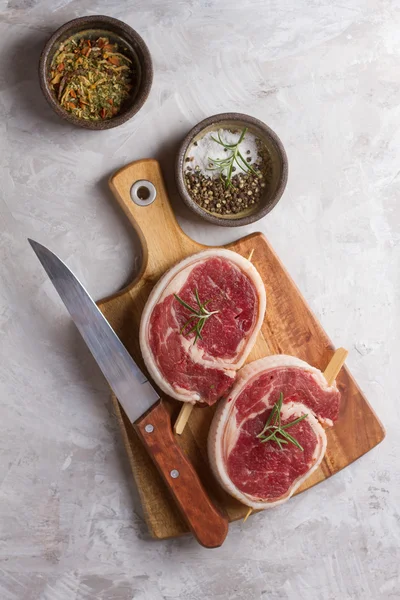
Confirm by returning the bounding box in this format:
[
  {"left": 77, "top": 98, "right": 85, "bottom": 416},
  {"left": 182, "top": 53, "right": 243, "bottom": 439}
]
[{"left": 0, "top": 1, "right": 399, "bottom": 598}]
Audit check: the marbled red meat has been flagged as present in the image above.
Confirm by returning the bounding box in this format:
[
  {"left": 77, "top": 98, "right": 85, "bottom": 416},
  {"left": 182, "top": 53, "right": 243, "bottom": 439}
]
[
  {"left": 227, "top": 404, "right": 323, "bottom": 500},
  {"left": 140, "top": 249, "right": 266, "bottom": 405},
  {"left": 208, "top": 355, "right": 341, "bottom": 508}
]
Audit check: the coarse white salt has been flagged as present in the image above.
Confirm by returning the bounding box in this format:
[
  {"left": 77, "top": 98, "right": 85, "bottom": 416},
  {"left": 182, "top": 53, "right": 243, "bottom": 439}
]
[{"left": 184, "top": 129, "right": 260, "bottom": 178}]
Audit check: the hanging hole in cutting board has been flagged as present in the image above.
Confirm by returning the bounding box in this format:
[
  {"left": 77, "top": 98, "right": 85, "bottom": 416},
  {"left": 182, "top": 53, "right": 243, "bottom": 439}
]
[{"left": 130, "top": 180, "right": 157, "bottom": 206}]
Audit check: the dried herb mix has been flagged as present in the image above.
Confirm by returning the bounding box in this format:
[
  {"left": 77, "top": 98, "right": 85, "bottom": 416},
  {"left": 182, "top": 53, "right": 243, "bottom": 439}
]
[{"left": 49, "top": 35, "right": 135, "bottom": 121}]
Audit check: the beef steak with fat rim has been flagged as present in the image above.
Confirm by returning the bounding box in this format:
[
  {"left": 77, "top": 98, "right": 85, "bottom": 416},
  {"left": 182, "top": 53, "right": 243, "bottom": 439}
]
[
  {"left": 208, "top": 355, "right": 341, "bottom": 508},
  {"left": 140, "top": 249, "right": 266, "bottom": 405}
]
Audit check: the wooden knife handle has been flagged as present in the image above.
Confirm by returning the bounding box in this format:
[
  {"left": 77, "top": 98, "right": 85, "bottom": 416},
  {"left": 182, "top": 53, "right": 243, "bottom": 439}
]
[{"left": 135, "top": 400, "right": 229, "bottom": 548}]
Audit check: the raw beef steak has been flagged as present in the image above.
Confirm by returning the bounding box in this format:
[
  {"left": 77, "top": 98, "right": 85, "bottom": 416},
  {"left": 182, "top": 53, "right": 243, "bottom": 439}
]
[
  {"left": 140, "top": 249, "right": 266, "bottom": 405},
  {"left": 208, "top": 355, "right": 341, "bottom": 508}
]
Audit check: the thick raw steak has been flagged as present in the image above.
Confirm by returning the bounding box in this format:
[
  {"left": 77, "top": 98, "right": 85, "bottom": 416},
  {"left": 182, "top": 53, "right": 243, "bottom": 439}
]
[
  {"left": 208, "top": 355, "right": 341, "bottom": 508},
  {"left": 140, "top": 249, "right": 266, "bottom": 405}
]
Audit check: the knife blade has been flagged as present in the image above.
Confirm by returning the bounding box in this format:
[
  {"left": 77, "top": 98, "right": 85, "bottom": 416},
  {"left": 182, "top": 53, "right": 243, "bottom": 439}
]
[
  {"left": 28, "top": 239, "right": 228, "bottom": 548},
  {"left": 28, "top": 239, "right": 159, "bottom": 423}
]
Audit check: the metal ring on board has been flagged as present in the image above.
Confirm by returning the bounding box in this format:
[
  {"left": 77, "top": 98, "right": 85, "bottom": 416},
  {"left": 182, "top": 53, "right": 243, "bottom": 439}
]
[{"left": 130, "top": 180, "right": 157, "bottom": 206}]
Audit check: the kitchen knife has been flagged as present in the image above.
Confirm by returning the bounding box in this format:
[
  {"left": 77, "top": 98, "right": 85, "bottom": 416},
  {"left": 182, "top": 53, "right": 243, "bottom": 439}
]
[{"left": 28, "top": 239, "right": 228, "bottom": 548}]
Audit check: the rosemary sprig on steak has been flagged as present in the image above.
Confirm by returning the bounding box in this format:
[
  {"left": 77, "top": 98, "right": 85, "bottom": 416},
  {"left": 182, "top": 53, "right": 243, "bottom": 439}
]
[
  {"left": 174, "top": 288, "right": 219, "bottom": 345},
  {"left": 257, "top": 392, "right": 308, "bottom": 451},
  {"left": 207, "top": 127, "right": 260, "bottom": 189}
]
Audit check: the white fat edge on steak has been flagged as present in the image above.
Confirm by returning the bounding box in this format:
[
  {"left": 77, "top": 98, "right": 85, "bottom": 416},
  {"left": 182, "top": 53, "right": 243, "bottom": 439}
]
[
  {"left": 139, "top": 249, "right": 266, "bottom": 403},
  {"left": 208, "top": 355, "right": 335, "bottom": 508}
]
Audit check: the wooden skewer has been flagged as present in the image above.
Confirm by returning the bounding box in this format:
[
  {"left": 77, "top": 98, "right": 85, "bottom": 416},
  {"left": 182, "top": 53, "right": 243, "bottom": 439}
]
[
  {"left": 323, "top": 347, "right": 348, "bottom": 386},
  {"left": 242, "top": 347, "right": 348, "bottom": 522},
  {"left": 173, "top": 402, "right": 194, "bottom": 435},
  {"left": 243, "top": 507, "right": 253, "bottom": 523},
  {"left": 174, "top": 248, "right": 256, "bottom": 436}
]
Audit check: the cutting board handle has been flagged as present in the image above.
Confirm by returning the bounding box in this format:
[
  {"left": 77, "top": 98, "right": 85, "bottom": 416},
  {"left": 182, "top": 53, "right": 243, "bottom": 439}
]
[
  {"left": 109, "top": 159, "right": 202, "bottom": 281},
  {"left": 135, "top": 400, "right": 229, "bottom": 548}
]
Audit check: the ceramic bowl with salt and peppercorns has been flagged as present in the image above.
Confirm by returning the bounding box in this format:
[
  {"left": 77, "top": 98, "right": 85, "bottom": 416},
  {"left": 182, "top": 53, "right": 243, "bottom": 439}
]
[{"left": 176, "top": 113, "right": 288, "bottom": 227}]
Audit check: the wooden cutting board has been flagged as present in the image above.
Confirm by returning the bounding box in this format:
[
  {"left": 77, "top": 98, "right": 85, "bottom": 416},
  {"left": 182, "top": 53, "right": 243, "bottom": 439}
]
[{"left": 98, "top": 159, "right": 385, "bottom": 540}]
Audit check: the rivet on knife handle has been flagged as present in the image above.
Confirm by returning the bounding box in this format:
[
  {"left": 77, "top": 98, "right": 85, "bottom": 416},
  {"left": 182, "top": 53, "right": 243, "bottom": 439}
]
[{"left": 135, "top": 400, "right": 229, "bottom": 548}]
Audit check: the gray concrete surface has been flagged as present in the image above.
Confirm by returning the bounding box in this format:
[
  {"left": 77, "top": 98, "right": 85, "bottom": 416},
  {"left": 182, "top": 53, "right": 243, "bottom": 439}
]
[{"left": 0, "top": 1, "right": 399, "bottom": 598}]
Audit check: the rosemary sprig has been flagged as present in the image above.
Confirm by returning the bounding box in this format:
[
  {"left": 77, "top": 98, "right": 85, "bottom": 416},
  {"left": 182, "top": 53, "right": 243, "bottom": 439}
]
[
  {"left": 207, "top": 127, "right": 260, "bottom": 189},
  {"left": 174, "top": 288, "right": 219, "bottom": 345},
  {"left": 256, "top": 392, "right": 308, "bottom": 451}
]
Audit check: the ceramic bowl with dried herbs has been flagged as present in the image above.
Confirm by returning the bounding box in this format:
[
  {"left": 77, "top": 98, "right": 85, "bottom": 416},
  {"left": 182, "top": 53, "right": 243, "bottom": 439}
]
[
  {"left": 176, "top": 114, "right": 288, "bottom": 226},
  {"left": 39, "top": 15, "right": 153, "bottom": 130}
]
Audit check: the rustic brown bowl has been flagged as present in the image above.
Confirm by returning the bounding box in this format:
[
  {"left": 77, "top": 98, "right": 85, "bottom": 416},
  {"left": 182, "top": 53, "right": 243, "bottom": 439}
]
[
  {"left": 176, "top": 113, "right": 288, "bottom": 226},
  {"left": 39, "top": 15, "right": 153, "bottom": 130}
]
